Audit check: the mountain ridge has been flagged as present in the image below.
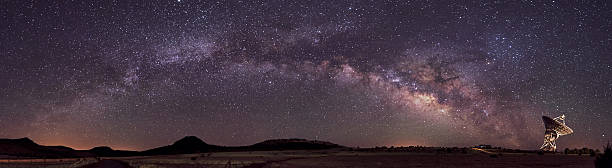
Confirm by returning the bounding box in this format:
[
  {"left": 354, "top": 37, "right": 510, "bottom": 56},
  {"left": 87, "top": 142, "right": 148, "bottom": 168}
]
[{"left": 0, "top": 136, "right": 344, "bottom": 158}]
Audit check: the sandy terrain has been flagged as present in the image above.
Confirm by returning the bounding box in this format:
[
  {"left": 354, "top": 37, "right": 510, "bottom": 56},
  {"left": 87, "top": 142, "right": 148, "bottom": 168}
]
[
  {"left": 278, "top": 153, "right": 595, "bottom": 168},
  {"left": 0, "top": 150, "right": 596, "bottom": 168}
]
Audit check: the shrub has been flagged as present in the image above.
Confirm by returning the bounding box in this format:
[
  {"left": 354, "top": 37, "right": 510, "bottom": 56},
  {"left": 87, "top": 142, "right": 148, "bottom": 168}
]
[{"left": 595, "top": 142, "right": 612, "bottom": 168}]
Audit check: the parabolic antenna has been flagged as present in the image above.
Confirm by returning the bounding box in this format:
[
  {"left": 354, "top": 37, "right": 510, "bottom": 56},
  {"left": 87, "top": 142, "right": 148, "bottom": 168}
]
[
  {"left": 542, "top": 116, "right": 573, "bottom": 135},
  {"left": 540, "top": 114, "right": 573, "bottom": 152}
]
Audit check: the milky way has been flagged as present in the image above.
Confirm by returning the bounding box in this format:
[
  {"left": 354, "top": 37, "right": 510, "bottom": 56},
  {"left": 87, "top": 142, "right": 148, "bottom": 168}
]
[{"left": 1, "top": 1, "right": 611, "bottom": 150}]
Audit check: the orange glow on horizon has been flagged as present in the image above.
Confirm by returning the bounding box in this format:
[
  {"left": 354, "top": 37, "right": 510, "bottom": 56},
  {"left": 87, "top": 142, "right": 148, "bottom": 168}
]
[{"left": 390, "top": 140, "right": 430, "bottom": 147}]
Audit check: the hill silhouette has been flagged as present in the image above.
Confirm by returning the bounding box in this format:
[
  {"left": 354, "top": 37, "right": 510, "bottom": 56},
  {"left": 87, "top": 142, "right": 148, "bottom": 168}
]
[
  {"left": 249, "top": 138, "right": 342, "bottom": 150},
  {"left": 89, "top": 146, "right": 138, "bottom": 157},
  {"left": 141, "top": 136, "right": 222, "bottom": 155}
]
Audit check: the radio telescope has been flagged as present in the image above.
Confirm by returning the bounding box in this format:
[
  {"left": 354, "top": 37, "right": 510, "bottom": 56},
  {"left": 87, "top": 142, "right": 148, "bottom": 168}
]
[{"left": 540, "top": 114, "right": 573, "bottom": 152}]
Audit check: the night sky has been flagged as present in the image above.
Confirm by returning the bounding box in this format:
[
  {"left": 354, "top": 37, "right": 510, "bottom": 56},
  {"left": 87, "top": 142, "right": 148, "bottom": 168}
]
[{"left": 1, "top": 0, "right": 611, "bottom": 151}]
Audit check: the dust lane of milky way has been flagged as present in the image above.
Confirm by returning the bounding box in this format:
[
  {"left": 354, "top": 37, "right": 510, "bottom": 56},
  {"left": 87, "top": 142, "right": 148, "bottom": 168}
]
[{"left": 0, "top": 1, "right": 611, "bottom": 150}]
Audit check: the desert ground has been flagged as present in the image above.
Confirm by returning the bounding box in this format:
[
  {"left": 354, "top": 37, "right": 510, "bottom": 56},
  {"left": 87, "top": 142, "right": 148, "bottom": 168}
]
[{"left": 0, "top": 149, "right": 596, "bottom": 168}]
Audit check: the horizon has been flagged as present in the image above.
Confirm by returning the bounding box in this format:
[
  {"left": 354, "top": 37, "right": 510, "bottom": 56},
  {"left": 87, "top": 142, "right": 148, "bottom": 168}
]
[
  {"left": 1, "top": 1, "right": 611, "bottom": 152},
  {"left": 1, "top": 135, "right": 604, "bottom": 152}
]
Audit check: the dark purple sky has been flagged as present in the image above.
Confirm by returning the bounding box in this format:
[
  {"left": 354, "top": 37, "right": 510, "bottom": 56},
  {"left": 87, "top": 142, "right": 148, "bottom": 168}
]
[{"left": 1, "top": 0, "right": 611, "bottom": 150}]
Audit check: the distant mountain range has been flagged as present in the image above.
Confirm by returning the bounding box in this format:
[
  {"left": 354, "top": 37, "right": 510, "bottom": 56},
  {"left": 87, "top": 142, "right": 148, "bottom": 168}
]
[
  {"left": 141, "top": 136, "right": 223, "bottom": 155},
  {"left": 250, "top": 138, "right": 342, "bottom": 150},
  {"left": 0, "top": 136, "right": 343, "bottom": 158},
  {"left": 0, "top": 138, "right": 92, "bottom": 158}
]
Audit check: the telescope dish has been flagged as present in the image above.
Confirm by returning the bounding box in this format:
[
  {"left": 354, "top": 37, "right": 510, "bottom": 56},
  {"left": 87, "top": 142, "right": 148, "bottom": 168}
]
[
  {"left": 542, "top": 116, "right": 573, "bottom": 135},
  {"left": 540, "top": 114, "right": 573, "bottom": 152}
]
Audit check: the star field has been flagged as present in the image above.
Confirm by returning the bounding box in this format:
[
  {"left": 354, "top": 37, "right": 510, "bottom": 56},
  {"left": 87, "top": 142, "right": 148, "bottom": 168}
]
[{"left": 1, "top": 0, "right": 611, "bottom": 150}]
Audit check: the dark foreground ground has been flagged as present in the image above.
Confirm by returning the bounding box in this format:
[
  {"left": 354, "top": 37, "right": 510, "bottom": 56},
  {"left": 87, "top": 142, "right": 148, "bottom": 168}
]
[
  {"left": 79, "top": 159, "right": 132, "bottom": 168},
  {"left": 276, "top": 154, "right": 594, "bottom": 168},
  {"left": 0, "top": 150, "right": 596, "bottom": 168}
]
